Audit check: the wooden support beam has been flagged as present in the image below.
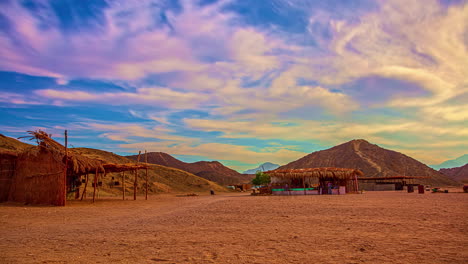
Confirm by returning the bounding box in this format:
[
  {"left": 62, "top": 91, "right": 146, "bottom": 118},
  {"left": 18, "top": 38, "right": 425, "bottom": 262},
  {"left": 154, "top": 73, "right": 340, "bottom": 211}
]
[
  {"left": 133, "top": 170, "right": 137, "bottom": 200},
  {"left": 81, "top": 173, "right": 88, "bottom": 201},
  {"left": 354, "top": 173, "right": 359, "bottom": 193},
  {"left": 302, "top": 176, "right": 306, "bottom": 195},
  {"left": 145, "top": 150, "right": 148, "bottom": 200},
  {"left": 93, "top": 168, "right": 97, "bottom": 203},
  {"left": 96, "top": 171, "right": 100, "bottom": 199},
  {"left": 134, "top": 151, "right": 141, "bottom": 200},
  {"left": 122, "top": 171, "right": 125, "bottom": 200}
]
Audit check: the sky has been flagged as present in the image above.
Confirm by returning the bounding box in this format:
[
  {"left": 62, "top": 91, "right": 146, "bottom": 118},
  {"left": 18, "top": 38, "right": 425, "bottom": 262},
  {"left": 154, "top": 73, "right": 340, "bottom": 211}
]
[{"left": 0, "top": 0, "right": 467, "bottom": 172}]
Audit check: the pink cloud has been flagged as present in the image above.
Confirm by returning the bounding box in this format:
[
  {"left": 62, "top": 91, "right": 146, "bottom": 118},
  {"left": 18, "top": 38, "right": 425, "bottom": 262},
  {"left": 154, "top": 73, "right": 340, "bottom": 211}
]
[
  {"left": 0, "top": 0, "right": 237, "bottom": 82},
  {"left": 0, "top": 92, "right": 43, "bottom": 105}
]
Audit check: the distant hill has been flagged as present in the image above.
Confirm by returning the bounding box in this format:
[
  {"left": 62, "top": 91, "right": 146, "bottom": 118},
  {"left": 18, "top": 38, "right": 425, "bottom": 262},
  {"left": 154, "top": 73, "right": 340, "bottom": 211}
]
[
  {"left": 127, "top": 152, "right": 253, "bottom": 185},
  {"left": 439, "top": 164, "right": 468, "bottom": 183},
  {"left": 278, "top": 139, "right": 458, "bottom": 186},
  {"left": 71, "top": 148, "right": 226, "bottom": 194},
  {"left": 71, "top": 147, "right": 133, "bottom": 164},
  {"left": 430, "top": 154, "right": 468, "bottom": 170},
  {"left": 243, "top": 162, "right": 280, "bottom": 174}
]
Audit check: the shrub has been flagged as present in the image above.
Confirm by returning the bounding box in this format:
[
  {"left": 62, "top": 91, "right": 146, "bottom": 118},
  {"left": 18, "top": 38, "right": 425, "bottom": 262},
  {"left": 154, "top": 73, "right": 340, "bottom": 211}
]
[{"left": 252, "top": 171, "right": 270, "bottom": 185}]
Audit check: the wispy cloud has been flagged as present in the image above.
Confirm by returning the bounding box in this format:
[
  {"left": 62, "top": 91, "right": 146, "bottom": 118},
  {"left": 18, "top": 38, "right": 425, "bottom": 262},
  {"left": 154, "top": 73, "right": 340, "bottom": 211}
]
[
  {"left": 0, "top": 92, "right": 43, "bottom": 105},
  {"left": 301, "top": 0, "right": 468, "bottom": 120},
  {"left": 82, "top": 122, "right": 196, "bottom": 143},
  {"left": 119, "top": 141, "right": 306, "bottom": 166},
  {"left": 0, "top": 0, "right": 467, "bottom": 167},
  {"left": 35, "top": 87, "right": 210, "bottom": 109}
]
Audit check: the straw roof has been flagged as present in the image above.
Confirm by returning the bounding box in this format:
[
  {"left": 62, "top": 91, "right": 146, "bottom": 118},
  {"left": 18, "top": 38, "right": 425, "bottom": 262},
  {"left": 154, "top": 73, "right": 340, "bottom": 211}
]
[
  {"left": 266, "top": 167, "right": 364, "bottom": 180},
  {"left": 358, "top": 176, "right": 430, "bottom": 180},
  {"left": 20, "top": 130, "right": 104, "bottom": 175},
  {"left": 103, "top": 163, "right": 150, "bottom": 173},
  {"left": 19, "top": 130, "right": 151, "bottom": 175}
]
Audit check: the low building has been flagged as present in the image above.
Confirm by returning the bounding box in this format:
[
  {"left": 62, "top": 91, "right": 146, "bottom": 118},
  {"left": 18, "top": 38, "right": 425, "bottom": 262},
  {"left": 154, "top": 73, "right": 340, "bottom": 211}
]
[{"left": 266, "top": 167, "right": 363, "bottom": 195}]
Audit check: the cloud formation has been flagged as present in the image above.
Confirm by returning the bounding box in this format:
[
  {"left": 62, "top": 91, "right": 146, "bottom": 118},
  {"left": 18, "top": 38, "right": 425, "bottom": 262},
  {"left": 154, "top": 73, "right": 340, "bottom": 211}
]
[{"left": 0, "top": 0, "right": 467, "bottom": 169}]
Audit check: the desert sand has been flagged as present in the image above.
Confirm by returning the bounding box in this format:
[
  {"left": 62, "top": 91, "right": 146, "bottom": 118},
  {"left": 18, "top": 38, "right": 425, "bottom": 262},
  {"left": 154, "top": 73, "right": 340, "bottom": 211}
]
[{"left": 0, "top": 191, "right": 467, "bottom": 264}]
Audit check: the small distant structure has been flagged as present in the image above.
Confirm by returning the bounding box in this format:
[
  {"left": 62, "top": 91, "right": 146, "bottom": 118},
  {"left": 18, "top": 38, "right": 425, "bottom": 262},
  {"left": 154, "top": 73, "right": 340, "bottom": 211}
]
[
  {"left": 232, "top": 184, "right": 252, "bottom": 192},
  {"left": 358, "top": 176, "right": 430, "bottom": 191},
  {"left": 267, "top": 167, "right": 363, "bottom": 195},
  {"left": 0, "top": 130, "right": 149, "bottom": 206}
]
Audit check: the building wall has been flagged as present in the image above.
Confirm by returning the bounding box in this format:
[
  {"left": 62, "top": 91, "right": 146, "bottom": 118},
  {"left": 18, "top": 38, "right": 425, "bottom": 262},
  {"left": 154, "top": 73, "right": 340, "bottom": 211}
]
[
  {"left": 359, "top": 182, "right": 396, "bottom": 191},
  {"left": 8, "top": 149, "right": 66, "bottom": 206},
  {"left": 0, "top": 152, "right": 17, "bottom": 202}
]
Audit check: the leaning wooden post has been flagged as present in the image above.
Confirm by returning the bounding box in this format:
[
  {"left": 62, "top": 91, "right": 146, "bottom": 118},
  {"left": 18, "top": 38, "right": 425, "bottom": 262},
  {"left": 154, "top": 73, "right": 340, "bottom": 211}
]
[
  {"left": 354, "top": 173, "right": 359, "bottom": 193},
  {"left": 92, "top": 168, "right": 98, "bottom": 203},
  {"left": 122, "top": 171, "right": 125, "bottom": 200},
  {"left": 145, "top": 150, "right": 148, "bottom": 200},
  {"left": 81, "top": 173, "right": 88, "bottom": 201},
  {"left": 101, "top": 171, "right": 106, "bottom": 199},
  {"left": 134, "top": 151, "right": 141, "bottom": 200}
]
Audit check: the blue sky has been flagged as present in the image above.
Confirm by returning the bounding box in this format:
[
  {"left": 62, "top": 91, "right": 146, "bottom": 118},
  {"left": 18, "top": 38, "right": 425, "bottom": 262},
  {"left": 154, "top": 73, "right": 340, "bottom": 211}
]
[{"left": 0, "top": 0, "right": 467, "bottom": 171}]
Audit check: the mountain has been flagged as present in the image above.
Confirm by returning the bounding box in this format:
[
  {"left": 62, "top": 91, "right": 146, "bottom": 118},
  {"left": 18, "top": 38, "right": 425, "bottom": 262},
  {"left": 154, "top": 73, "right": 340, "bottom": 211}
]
[
  {"left": 430, "top": 154, "right": 468, "bottom": 170},
  {"left": 127, "top": 152, "right": 253, "bottom": 185},
  {"left": 278, "top": 139, "right": 458, "bottom": 186},
  {"left": 439, "top": 164, "right": 468, "bottom": 183},
  {"left": 243, "top": 162, "right": 280, "bottom": 174}
]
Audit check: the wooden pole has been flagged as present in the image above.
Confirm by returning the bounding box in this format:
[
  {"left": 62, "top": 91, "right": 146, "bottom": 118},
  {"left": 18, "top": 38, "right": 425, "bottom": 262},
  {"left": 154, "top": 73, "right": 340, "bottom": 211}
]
[
  {"left": 62, "top": 130, "right": 68, "bottom": 206},
  {"left": 145, "top": 150, "right": 148, "bottom": 200},
  {"left": 122, "top": 171, "right": 125, "bottom": 200},
  {"left": 134, "top": 151, "right": 141, "bottom": 200},
  {"left": 93, "top": 168, "right": 97, "bottom": 203},
  {"left": 354, "top": 173, "right": 359, "bottom": 193},
  {"left": 133, "top": 170, "right": 136, "bottom": 200},
  {"left": 81, "top": 174, "right": 88, "bottom": 201},
  {"left": 96, "top": 171, "right": 100, "bottom": 199},
  {"left": 302, "top": 175, "right": 306, "bottom": 195},
  {"left": 102, "top": 171, "right": 106, "bottom": 198}
]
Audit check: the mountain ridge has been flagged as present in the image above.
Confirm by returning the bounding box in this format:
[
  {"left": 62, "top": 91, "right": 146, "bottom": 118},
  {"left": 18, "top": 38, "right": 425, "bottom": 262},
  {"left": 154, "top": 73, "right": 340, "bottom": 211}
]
[
  {"left": 278, "top": 139, "right": 458, "bottom": 186},
  {"left": 127, "top": 152, "right": 253, "bottom": 185},
  {"left": 430, "top": 154, "right": 468, "bottom": 170},
  {"left": 243, "top": 162, "right": 280, "bottom": 174},
  {"left": 439, "top": 163, "right": 468, "bottom": 183}
]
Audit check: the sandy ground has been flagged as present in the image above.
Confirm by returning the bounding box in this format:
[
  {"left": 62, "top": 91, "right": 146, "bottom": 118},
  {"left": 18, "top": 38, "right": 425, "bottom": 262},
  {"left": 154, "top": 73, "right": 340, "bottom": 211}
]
[{"left": 0, "top": 191, "right": 467, "bottom": 264}]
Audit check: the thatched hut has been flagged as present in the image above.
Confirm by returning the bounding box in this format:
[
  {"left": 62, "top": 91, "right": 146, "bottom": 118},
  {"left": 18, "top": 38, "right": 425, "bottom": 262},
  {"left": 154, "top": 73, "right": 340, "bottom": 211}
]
[
  {"left": 7, "top": 131, "right": 104, "bottom": 206},
  {"left": 1, "top": 131, "right": 153, "bottom": 206},
  {"left": 266, "top": 167, "right": 363, "bottom": 195},
  {"left": 103, "top": 163, "right": 149, "bottom": 173}
]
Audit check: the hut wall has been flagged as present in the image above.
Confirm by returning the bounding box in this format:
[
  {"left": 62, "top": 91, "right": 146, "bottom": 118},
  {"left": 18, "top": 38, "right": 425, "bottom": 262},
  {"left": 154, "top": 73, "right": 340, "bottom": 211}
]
[
  {"left": 359, "top": 182, "right": 394, "bottom": 191},
  {"left": 0, "top": 152, "right": 17, "bottom": 202},
  {"left": 373, "top": 184, "right": 394, "bottom": 191},
  {"left": 359, "top": 182, "right": 375, "bottom": 191},
  {"left": 8, "top": 149, "right": 66, "bottom": 206}
]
